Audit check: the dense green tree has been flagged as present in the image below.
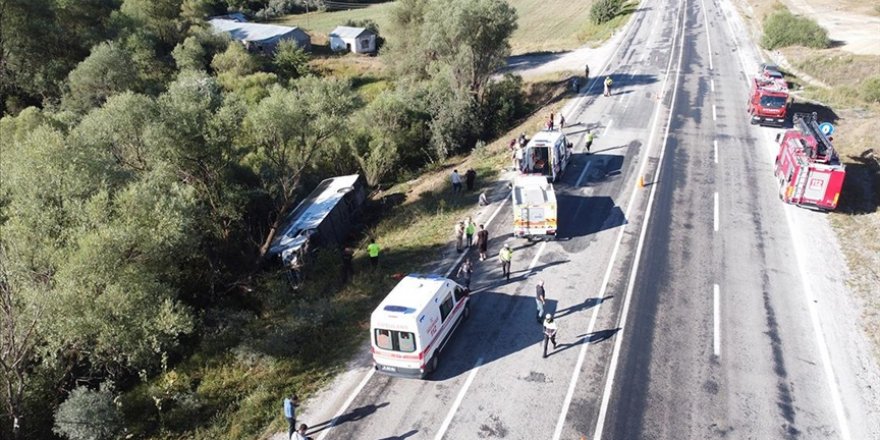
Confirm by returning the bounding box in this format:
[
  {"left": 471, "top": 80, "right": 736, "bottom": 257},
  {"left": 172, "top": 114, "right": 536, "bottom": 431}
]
[
  {"left": 53, "top": 384, "right": 123, "bottom": 440},
  {"left": 272, "top": 39, "right": 310, "bottom": 81},
  {"left": 63, "top": 42, "right": 142, "bottom": 113},
  {"left": 0, "top": 0, "right": 119, "bottom": 113},
  {"left": 243, "top": 78, "right": 361, "bottom": 257},
  {"left": 350, "top": 89, "right": 430, "bottom": 185}
]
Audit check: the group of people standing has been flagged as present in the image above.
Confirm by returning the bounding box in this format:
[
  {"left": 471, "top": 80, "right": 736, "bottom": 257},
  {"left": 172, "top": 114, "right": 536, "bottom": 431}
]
[{"left": 450, "top": 168, "right": 478, "bottom": 194}]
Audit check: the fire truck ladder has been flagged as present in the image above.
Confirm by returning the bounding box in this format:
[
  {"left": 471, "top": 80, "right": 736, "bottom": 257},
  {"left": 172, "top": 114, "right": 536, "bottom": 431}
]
[{"left": 793, "top": 112, "right": 835, "bottom": 163}]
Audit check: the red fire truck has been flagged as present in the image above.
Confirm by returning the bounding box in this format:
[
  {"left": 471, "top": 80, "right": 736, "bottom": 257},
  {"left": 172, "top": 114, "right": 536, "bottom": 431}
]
[
  {"left": 774, "top": 113, "right": 846, "bottom": 211},
  {"left": 748, "top": 76, "right": 789, "bottom": 126}
]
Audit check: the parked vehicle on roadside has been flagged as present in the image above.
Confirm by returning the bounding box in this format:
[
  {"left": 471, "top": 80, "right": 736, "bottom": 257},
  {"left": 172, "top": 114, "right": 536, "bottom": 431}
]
[
  {"left": 774, "top": 113, "right": 846, "bottom": 211},
  {"left": 512, "top": 175, "right": 557, "bottom": 240},
  {"left": 370, "top": 274, "right": 470, "bottom": 378},
  {"left": 748, "top": 75, "right": 789, "bottom": 126},
  {"left": 521, "top": 129, "right": 572, "bottom": 182}
]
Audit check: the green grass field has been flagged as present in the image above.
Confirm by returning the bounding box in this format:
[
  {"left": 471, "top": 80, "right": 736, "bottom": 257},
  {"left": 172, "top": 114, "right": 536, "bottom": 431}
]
[{"left": 275, "top": 0, "right": 603, "bottom": 54}]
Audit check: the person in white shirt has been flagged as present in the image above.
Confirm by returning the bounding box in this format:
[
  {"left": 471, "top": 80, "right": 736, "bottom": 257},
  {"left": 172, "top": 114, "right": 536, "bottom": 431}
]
[
  {"left": 451, "top": 169, "right": 462, "bottom": 194},
  {"left": 543, "top": 314, "right": 558, "bottom": 358}
]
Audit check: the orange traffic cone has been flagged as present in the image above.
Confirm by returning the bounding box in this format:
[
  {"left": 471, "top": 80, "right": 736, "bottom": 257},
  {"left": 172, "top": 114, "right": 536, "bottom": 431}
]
[{"left": 638, "top": 175, "right": 645, "bottom": 188}]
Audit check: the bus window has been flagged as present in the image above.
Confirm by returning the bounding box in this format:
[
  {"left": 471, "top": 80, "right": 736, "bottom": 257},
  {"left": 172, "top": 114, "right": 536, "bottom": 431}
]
[
  {"left": 398, "top": 332, "right": 416, "bottom": 352},
  {"left": 454, "top": 287, "right": 467, "bottom": 302},
  {"left": 375, "top": 329, "right": 393, "bottom": 350}
]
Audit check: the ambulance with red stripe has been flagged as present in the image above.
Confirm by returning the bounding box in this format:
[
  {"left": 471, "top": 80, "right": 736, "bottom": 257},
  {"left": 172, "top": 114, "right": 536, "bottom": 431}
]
[{"left": 370, "top": 274, "right": 470, "bottom": 378}]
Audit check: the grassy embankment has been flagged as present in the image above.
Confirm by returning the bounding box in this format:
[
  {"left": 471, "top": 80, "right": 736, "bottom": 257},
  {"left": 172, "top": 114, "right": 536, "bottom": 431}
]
[
  {"left": 278, "top": 0, "right": 636, "bottom": 54},
  {"left": 735, "top": 0, "right": 880, "bottom": 358}
]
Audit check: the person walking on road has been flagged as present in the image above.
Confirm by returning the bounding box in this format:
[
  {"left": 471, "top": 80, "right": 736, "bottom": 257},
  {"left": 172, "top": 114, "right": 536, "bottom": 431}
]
[
  {"left": 451, "top": 169, "right": 463, "bottom": 194},
  {"left": 559, "top": 114, "right": 566, "bottom": 130},
  {"left": 283, "top": 394, "right": 300, "bottom": 440},
  {"left": 367, "top": 239, "right": 380, "bottom": 270},
  {"left": 585, "top": 129, "right": 594, "bottom": 153},
  {"left": 547, "top": 112, "right": 555, "bottom": 130},
  {"left": 585, "top": 64, "right": 590, "bottom": 80},
  {"left": 499, "top": 243, "right": 513, "bottom": 280},
  {"left": 476, "top": 224, "right": 489, "bottom": 261},
  {"left": 455, "top": 221, "right": 465, "bottom": 252},
  {"left": 604, "top": 76, "right": 613, "bottom": 96},
  {"left": 542, "top": 314, "right": 558, "bottom": 358},
  {"left": 457, "top": 258, "right": 473, "bottom": 290},
  {"left": 535, "top": 280, "right": 547, "bottom": 323},
  {"left": 465, "top": 217, "right": 476, "bottom": 248}
]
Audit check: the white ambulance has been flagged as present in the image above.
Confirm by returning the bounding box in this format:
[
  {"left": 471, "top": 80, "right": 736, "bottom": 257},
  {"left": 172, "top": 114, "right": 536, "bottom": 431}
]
[{"left": 370, "top": 274, "right": 470, "bottom": 378}]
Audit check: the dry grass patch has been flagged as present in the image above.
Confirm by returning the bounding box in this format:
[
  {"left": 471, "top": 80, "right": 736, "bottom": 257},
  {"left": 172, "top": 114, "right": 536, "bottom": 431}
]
[{"left": 781, "top": 48, "right": 880, "bottom": 89}]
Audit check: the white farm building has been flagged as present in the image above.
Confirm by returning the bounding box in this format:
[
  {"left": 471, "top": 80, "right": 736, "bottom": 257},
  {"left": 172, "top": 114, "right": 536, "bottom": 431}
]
[
  {"left": 210, "top": 18, "right": 311, "bottom": 54},
  {"left": 329, "top": 26, "right": 377, "bottom": 54}
]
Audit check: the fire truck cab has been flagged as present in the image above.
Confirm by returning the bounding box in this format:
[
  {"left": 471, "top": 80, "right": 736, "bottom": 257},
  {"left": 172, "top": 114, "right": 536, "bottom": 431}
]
[
  {"left": 748, "top": 76, "right": 789, "bottom": 126},
  {"left": 774, "top": 113, "right": 846, "bottom": 211}
]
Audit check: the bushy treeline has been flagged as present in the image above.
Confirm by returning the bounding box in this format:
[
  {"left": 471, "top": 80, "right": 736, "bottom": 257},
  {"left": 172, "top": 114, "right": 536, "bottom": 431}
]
[
  {"left": 761, "top": 9, "right": 830, "bottom": 50},
  {"left": 0, "top": 0, "right": 523, "bottom": 438}
]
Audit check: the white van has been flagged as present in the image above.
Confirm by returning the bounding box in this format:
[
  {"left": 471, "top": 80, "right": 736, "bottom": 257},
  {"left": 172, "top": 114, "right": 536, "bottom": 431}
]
[
  {"left": 370, "top": 274, "right": 470, "bottom": 378},
  {"left": 522, "top": 129, "right": 571, "bottom": 182}
]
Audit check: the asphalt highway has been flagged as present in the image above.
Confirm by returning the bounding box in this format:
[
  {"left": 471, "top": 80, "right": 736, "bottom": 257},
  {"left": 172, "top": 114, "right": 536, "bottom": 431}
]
[{"left": 298, "top": 0, "right": 880, "bottom": 438}]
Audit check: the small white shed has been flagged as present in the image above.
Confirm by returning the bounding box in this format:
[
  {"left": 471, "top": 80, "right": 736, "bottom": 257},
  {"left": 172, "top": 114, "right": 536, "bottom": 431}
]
[{"left": 329, "top": 26, "right": 377, "bottom": 54}]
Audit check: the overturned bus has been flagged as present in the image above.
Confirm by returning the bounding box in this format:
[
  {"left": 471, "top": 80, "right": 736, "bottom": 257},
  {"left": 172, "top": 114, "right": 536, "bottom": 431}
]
[{"left": 268, "top": 174, "right": 366, "bottom": 286}]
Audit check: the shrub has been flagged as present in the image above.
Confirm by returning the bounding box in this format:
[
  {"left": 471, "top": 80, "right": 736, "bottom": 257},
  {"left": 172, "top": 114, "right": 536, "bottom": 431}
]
[
  {"left": 53, "top": 385, "right": 123, "bottom": 440},
  {"left": 591, "top": 0, "right": 624, "bottom": 25},
  {"left": 860, "top": 76, "right": 880, "bottom": 103},
  {"left": 761, "top": 10, "right": 830, "bottom": 49},
  {"left": 273, "top": 40, "right": 311, "bottom": 81}
]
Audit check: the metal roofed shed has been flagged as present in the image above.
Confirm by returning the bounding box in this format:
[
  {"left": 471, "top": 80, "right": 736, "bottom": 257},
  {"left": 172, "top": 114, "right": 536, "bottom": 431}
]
[
  {"left": 329, "top": 26, "right": 377, "bottom": 54},
  {"left": 268, "top": 174, "right": 366, "bottom": 267},
  {"left": 209, "top": 18, "right": 311, "bottom": 53}
]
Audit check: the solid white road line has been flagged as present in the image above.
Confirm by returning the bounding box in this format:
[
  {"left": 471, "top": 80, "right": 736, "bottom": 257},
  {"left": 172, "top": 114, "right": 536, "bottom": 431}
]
[
  {"left": 434, "top": 357, "right": 484, "bottom": 440},
  {"left": 714, "top": 192, "right": 719, "bottom": 232},
  {"left": 714, "top": 139, "right": 718, "bottom": 164},
  {"left": 699, "top": 0, "right": 714, "bottom": 70},
  {"left": 528, "top": 241, "right": 548, "bottom": 271},
  {"left": 711, "top": 79, "right": 715, "bottom": 93},
  {"left": 592, "top": 0, "right": 688, "bottom": 437},
  {"left": 316, "top": 368, "right": 377, "bottom": 440},
  {"left": 575, "top": 161, "right": 593, "bottom": 187},
  {"left": 553, "top": 0, "right": 687, "bottom": 438},
  {"left": 713, "top": 284, "right": 721, "bottom": 357},
  {"left": 603, "top": 119, "right": 614, "bottom": 136},
  {"left": 712, "top": 104, "right": 717, "bottom": 121},
  {"left": 782, "top": 207, "right": 853, "bottom": 440}
]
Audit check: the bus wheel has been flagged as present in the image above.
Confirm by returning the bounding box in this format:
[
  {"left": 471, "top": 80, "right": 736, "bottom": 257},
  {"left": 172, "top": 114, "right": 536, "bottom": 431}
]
[
  {"left": 430, "top": 355, "right": 439, "bottom": 372},
  {"left": 463, "top": 304, "right": 470, "bottom": 320}
]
